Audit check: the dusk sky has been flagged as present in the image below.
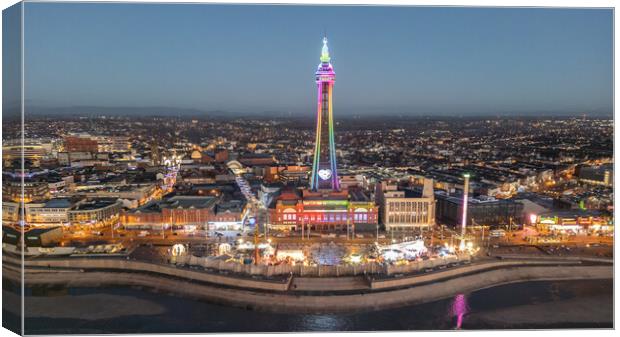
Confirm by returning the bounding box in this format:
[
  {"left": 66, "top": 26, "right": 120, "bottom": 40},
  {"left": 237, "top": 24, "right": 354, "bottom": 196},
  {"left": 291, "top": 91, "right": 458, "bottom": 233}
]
[{"left": 21, "top": 3, "right": 613, "bottom": 116}]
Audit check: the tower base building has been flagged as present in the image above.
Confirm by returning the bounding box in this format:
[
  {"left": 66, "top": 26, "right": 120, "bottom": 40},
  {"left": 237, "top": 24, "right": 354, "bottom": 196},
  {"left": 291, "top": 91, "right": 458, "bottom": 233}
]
[{"left": 270, "top": 187, "right": 378, "bottom": 232}]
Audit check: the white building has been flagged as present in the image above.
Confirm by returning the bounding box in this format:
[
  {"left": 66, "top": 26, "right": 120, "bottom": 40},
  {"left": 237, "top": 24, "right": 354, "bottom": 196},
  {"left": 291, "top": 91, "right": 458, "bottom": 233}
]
[{"left": 376, "top": 178, "right": 436, "bottom": 231}]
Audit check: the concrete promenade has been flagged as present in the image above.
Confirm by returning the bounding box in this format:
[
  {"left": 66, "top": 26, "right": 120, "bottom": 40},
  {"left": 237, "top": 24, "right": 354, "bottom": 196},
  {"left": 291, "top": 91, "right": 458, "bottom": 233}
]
[{"left": 3, "top": 253, "right": 612, "bottom": 313}]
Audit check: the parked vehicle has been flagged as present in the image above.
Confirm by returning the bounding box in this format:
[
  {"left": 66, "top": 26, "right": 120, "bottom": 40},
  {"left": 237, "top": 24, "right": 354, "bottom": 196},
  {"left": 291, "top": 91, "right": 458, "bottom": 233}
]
[{"left": 489, "top": 229, "right": 506, "bottom": 238}]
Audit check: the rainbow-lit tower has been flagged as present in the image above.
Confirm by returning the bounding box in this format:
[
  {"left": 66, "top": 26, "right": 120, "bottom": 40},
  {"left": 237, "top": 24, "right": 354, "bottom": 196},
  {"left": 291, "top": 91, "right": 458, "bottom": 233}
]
[{"left": 310, "top": 37, "right": 339, "bottom": 191}]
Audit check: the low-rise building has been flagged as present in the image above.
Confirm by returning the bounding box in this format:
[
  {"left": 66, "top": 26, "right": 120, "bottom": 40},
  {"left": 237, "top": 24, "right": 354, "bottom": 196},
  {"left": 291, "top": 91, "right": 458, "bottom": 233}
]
[
  {"left": 2, "top": 177, "right": 50, "bottom": 203},
  {"left": 534, "top": 210, "right": 613, "bottom": 233},
  {"left": 577, "top": 164, "right": 613, "bottom": 187},
  {"left": 376, "top": 179, "right": 435, "bottom": 231},
  {"left": 25, "top": 198, "right": 74, "bottom": 226},
  {"left": 435, "top": 192, "right": 524, "bottom": 228},
  {"left": 68, "top": 198, "right": 122, "bottom": 227}
]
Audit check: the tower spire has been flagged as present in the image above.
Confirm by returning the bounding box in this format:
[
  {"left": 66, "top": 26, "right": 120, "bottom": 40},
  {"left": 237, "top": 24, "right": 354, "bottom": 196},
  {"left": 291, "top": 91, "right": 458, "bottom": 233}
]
[{"left": 321, "top": 36, "right": 330, "bottom": 63}]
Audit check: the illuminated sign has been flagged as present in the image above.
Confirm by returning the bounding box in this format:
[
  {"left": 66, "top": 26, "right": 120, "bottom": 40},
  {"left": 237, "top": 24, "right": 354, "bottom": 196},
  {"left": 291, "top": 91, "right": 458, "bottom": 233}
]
[
  {"left": 303, "top": 200, "right": 348, "bottom": 206},
  {"left": 318, "top": 169, "right": 332, "bottom": 180}
]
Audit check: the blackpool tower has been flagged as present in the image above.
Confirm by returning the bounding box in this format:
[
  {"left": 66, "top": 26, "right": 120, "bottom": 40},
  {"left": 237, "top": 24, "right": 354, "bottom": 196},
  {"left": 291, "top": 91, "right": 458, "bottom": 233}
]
[{"left": 310, "top": 37, "right": 339, "bottom": 191}]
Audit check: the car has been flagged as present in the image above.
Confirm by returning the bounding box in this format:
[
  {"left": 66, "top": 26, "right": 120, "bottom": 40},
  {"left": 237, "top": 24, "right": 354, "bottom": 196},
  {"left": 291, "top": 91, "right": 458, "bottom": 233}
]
[{"left": 490, "top": 230, "right": 506, "bottom": 238}]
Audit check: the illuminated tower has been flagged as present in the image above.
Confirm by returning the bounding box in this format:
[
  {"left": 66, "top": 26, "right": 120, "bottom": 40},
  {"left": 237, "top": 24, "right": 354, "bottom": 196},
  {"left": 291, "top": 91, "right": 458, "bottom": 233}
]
[{"left": 310, "top": 37, "right": 339, "bottom": 191}]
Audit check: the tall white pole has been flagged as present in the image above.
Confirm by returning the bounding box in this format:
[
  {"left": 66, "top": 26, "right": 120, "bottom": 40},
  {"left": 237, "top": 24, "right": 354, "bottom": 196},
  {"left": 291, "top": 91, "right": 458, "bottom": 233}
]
[{"left": 459, "top": 173, "right": 470, "bottom": 251}]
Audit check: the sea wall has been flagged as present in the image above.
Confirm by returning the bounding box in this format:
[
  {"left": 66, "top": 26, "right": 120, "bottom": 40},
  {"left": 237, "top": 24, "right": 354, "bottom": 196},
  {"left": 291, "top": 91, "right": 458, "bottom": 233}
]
[
  {"left": 3, "top": 254, "right": 290, "bottom": 291},
  {"left": 370, "top": 259, "right": 587, "bottom": 290},
  {"left": 4, "top": 263, "right": 612, "bottom": 314}
]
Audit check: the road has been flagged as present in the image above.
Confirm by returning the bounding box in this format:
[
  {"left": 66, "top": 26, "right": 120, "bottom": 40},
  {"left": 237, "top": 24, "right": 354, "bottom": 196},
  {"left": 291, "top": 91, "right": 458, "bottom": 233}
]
[{"left": 59, "top": 223, "right": 613, "bottom": 263}]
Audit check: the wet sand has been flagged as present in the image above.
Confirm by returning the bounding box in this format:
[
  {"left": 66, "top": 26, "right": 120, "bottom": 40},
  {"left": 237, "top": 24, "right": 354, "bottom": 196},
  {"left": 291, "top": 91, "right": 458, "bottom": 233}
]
[
  {"left": 3, "top": 279, "right": 613, "bottom": 333},
  {"left": 3, "top": 290, "right": 166, "bottom": 320},
  {"left": 466, "top": 295, "right": 613, "bottom": 328}
]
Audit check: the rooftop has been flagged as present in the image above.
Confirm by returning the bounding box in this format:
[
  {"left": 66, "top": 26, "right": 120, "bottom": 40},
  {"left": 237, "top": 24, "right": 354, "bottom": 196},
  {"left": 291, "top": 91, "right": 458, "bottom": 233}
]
[
  {"left": 71, "top": 198, "right": 120, "bottom": 211},
  {"left": 43, "top": 198, "right": 73, "bottom": 208},
  {"left": 161, "top": 196, "right": 218, "bottom": 210}
]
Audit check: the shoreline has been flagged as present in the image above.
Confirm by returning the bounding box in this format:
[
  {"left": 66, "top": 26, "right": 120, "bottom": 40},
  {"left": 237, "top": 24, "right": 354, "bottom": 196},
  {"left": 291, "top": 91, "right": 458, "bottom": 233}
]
[{"left": 3, "top": 256, "right": 613, "bottom": 314}]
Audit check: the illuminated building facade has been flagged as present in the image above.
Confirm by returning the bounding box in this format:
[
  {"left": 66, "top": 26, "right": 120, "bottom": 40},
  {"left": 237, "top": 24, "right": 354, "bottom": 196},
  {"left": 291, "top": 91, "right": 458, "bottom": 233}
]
[
  {"left": 2, "top": 180, "right": 50, "bottom": 203},
  {"left": 533, "top": 210, "right": 613, "bottom": 233},
  {"left": 122, "top": 196, "right": 248, "bottom": 232},
  {"left": 2, "top": 144, "right": 45, "bottom": 167},
  {"left": 310, "top": 37, "right": 339, "bottom": 191},
  {"left": 68, "top": 198, "right": 122, "bottom": 228},
  {"left": 271, "top": 188, "right": 378, "bottom": 232}
]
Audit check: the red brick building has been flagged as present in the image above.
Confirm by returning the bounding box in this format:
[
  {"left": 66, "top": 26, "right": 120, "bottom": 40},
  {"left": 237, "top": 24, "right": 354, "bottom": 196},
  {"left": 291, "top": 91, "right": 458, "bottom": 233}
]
[
  {"left": 64, "top": 136, "right": 99, "bottom": 153},
  {"left": 270, "top": 187, "right": 379, "bottom": 232}
]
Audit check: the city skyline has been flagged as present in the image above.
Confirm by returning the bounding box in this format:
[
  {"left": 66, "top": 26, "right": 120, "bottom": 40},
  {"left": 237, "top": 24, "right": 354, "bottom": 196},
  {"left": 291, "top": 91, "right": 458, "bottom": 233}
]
[
  {"left": 11, "top": 3, "right": 613, "bottom": 117},
  {"left": 1, "top": 3, "right": 614, "bottom": 333}
]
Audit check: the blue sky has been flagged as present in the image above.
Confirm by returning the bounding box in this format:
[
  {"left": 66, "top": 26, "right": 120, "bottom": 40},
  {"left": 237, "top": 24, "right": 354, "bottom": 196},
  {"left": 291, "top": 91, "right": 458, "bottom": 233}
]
[{"left": 21, "top": 3, "right": 613, "bottom": 116}]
